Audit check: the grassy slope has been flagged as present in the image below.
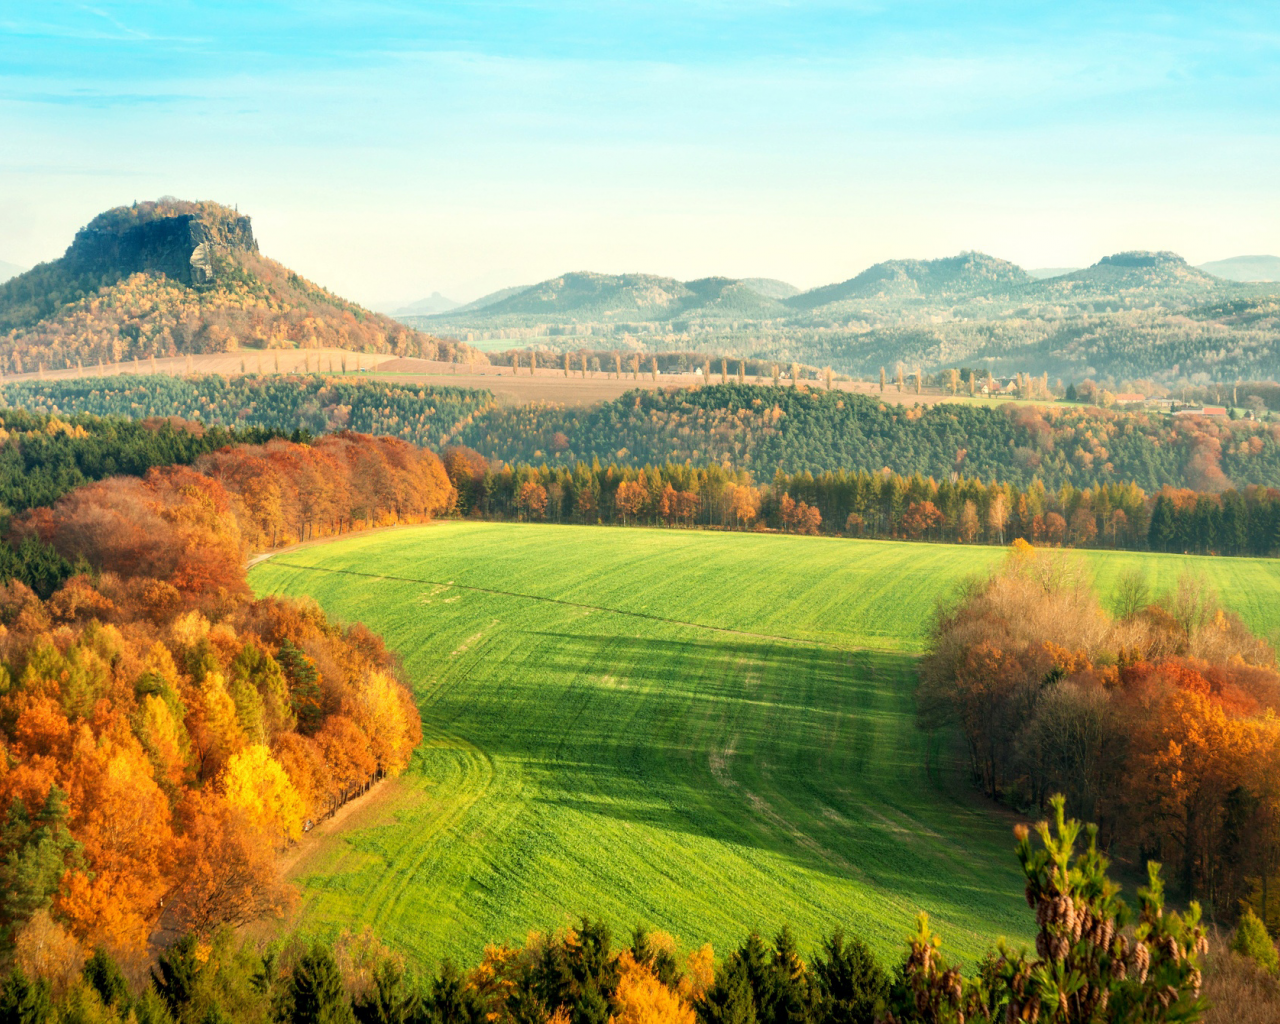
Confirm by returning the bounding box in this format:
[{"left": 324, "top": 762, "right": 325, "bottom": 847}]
[{"left": 249, "top": 525, "right": 1280, "bottom": 968}]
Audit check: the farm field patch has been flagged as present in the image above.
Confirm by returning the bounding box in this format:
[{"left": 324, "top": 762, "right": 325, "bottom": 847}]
[{"left": 249, "top": 525, "right": 1280, "bottom": 968}]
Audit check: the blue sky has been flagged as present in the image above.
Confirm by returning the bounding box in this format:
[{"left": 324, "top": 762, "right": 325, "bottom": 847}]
[{"left": 2, "top": 1, "right": 1277, "bottom": 305}]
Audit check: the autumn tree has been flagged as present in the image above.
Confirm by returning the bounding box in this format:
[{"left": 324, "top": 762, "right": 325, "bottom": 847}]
[
  {"left": 516, "top": 481, "right": 549, "bottom": 521},
  {"left": 615, "top": 481, "right": 648, "bottom": 525},
  {"left": 987, "top": 492, "right": 1008, "bottom": 545},
  {"left": 222, "top": 745, "right": 305, "bottom": 847},
  {"left": 901, "top": 501, "right": 943, "bottom": 540},
  {"left": 0, "top": 436, "right": 425, "bottom": 953},
  {"left": 169, "top": 790, "right": 293, "bottom": 935}
]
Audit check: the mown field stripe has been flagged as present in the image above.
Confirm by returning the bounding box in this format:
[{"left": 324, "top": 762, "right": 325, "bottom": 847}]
[
  {"left": 266, "top": 559, "right": 870, "bottom": 651},
  {"left": 250, "top": 523, "right": 1280, "bottom": 970}
]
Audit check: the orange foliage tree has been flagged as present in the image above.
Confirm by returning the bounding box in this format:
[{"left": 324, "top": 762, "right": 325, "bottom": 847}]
[
  {"left": 0, "top": 434, "right": 431, "bottom": 968},
  {"left": 919, "top": 543, "right": 1280, "bottom": 924}
]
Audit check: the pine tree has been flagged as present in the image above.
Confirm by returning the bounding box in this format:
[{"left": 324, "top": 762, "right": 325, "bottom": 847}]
[
  {"left": 696, "top": 958, "right": 758, "bottom": 1024},
  {"left": 1231, "top": 908, "right": 1279, "bottom": 974},
  {"left": 1148, "top": 494, "right": 1177, "bottom": 552},
  {"left": 0, "top": 786, "right": 83, "bottom": 943},
  {"left": 352, "top": 960, "right": 420, "bottom": 1024},
  {"left": 811, "top": 930, "right": 887, "bottom": 1024},
  {"left": 763, "top": 927, "right": 812, "bottom": 1024},
  {"left": 425, "top": 960, "right": 486, "bottom": 1024},
  {"left": 285, "top": 943, "right": 354, "bottom": 1024},
  {"left": 153, "top": 935, "right": 202, "bottom": 1016},
  {"left": 884, "top": 797, "right": 1209, "bottom": 1023},
  {"left": 83, "top": 948, "right": 131, "bottom": 1012},
  {"left": 0, "top": 968, "right": 52, "bottom": 1024}
]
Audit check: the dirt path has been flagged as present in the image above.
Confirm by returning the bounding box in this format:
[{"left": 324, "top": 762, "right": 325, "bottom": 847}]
[
  {"left": 278, "top": 776, "right": 407, "bottom": 881},
  {"left": 245, "top": 521, "right": 443, "bottom": 570}
]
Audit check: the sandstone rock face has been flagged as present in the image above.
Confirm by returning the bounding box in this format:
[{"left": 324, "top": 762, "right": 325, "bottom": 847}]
[{"left": 65, "top": 203, "right": 258, "bottom": 286}]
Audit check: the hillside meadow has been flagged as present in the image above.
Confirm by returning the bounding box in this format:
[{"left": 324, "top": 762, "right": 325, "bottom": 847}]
[{"left": 248, "top": 525, "right": 1280, "bottom": 969}]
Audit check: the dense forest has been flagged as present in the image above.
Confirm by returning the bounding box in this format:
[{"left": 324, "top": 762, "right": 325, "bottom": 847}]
[
  {"left": 8, "top": 378, "right": 1280, "bottom": 492},
  {"left": 918, "top": 542, "right": 1280, "bottom": 930},
  {"left": 5, "top": 379, "right": 1280, "bottom": 557},
  {"left": 0, "top": 431, "right": 453, "bottom": 975},
  {"left": 448, "top": 385, "right": 1280, "bottom": 491},
  {"left": 0, "top": 408, "right": 295, "bottom": 513},
  {"left": 443, "top": 454, "right": 1280, "bottom": 556},
  {"left": 0, "top": 377, "right": 492, "bottom": 451}
]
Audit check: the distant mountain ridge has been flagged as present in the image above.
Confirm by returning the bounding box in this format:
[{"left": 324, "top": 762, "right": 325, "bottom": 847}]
[
  {"left": 738, "top": 278, "right": 800, "bottom": 299},
  {"left": 784, "top": 251, "right": 1032, "bottom": 311},
  {"left": 418, "top": 249, "right": 1238, "bottom": 329},
  {"left": 1035, "top": 250, "right": 1220, "bottom": 298},
  {"left": 440, "top": 271, "right": 790, "bottom": 324},
  {"left": 0, "top": 260, "right": 26, "bottom": 284},
  {"left": 450, "top": 284, "right": 535, "bottom": 313},
  {"left": 1198, "top": 255, "right": 1280, "bottom": 282},
  {"left": 403, "top": 248, "right": 1278, "bottom": 382},
  {"left": 394, "top": 291, "right": 459, "bottom": 315},
  {"left": 0, "top": 198, "right": 480, "bottom": 374}
]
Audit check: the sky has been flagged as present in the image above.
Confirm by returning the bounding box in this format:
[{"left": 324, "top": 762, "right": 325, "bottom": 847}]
[{"left": 1, "top": 1, "right": 1278, "bottom": 308}]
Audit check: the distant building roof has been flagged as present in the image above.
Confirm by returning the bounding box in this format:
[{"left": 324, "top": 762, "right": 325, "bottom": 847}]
[
  {"left": 1114, "top": 393, "right": 1145, "bottom": 403},
  {"left": 1173, "top": 406, "right": 1227, "bottom": 417}
]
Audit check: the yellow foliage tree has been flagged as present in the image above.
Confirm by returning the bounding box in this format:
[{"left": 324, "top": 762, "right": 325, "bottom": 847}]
[
  {"left": 682, "top": 944, "right": 715, "bottom": 1002},
  {"left": 135, "top": 693, "right": 189, "bottom": 787},
  {"left": 223, "top": 744, "right": 305, "bottom": 845},
  {"left": 196, "top": 672, "right": 244, "bottom": 781},
  {"left": 614, "top": 951, "right": 695, "bottom": 1024},
  {"left": 348, "top": 670, "right": 417, "bottom": 776}
]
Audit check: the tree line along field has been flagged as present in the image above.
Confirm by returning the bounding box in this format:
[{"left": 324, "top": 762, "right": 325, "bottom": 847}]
[
  {"left": 247, "top": 524, "right": 1280, "bottom": 971},
  {"left": 10, "top": 376, "right": 1280, "bottom": 491}
]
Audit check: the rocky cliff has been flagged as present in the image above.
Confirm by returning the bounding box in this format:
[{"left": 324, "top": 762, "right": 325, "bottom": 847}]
[{"left": 65, "top": 199, "right": 258, "bottom": 286}]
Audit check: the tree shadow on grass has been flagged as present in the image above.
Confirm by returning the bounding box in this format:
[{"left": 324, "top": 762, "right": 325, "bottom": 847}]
[{"left": 424, "top": 628, "right": 1026, "bottom": 928}]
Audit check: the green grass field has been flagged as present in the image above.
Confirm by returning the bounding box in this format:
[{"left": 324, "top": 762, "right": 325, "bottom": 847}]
[{"left": 249, "top": 525, "right": 1280, "bottom": 969}]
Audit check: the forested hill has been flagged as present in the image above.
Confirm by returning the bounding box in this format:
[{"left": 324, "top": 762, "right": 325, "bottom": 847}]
[
  {"left": 0, "top": 374, "right": 492, "bottom": 448},
  {"left": 415, "top": 251, "right": 1240, "bottom": 330},
  {"left": 0, "top": 198, "right": 484, "bottom": 374},
  {"left": 6, "top": 376, "right": 1280, "bottom": 492},
  {"left": 452, "top": 384, "right": 1280, "bottom": 492},
  {"left": 423, "top": 271, "right": 790, "bottom": 324}
]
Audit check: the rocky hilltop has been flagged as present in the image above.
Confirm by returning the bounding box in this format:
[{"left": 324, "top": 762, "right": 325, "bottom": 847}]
[
  {"left": 66, "top": 199, "right": 258, "bottom": 286},
  {"left": 0, "top": 199, "right": 481, "bottom": 373}
]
